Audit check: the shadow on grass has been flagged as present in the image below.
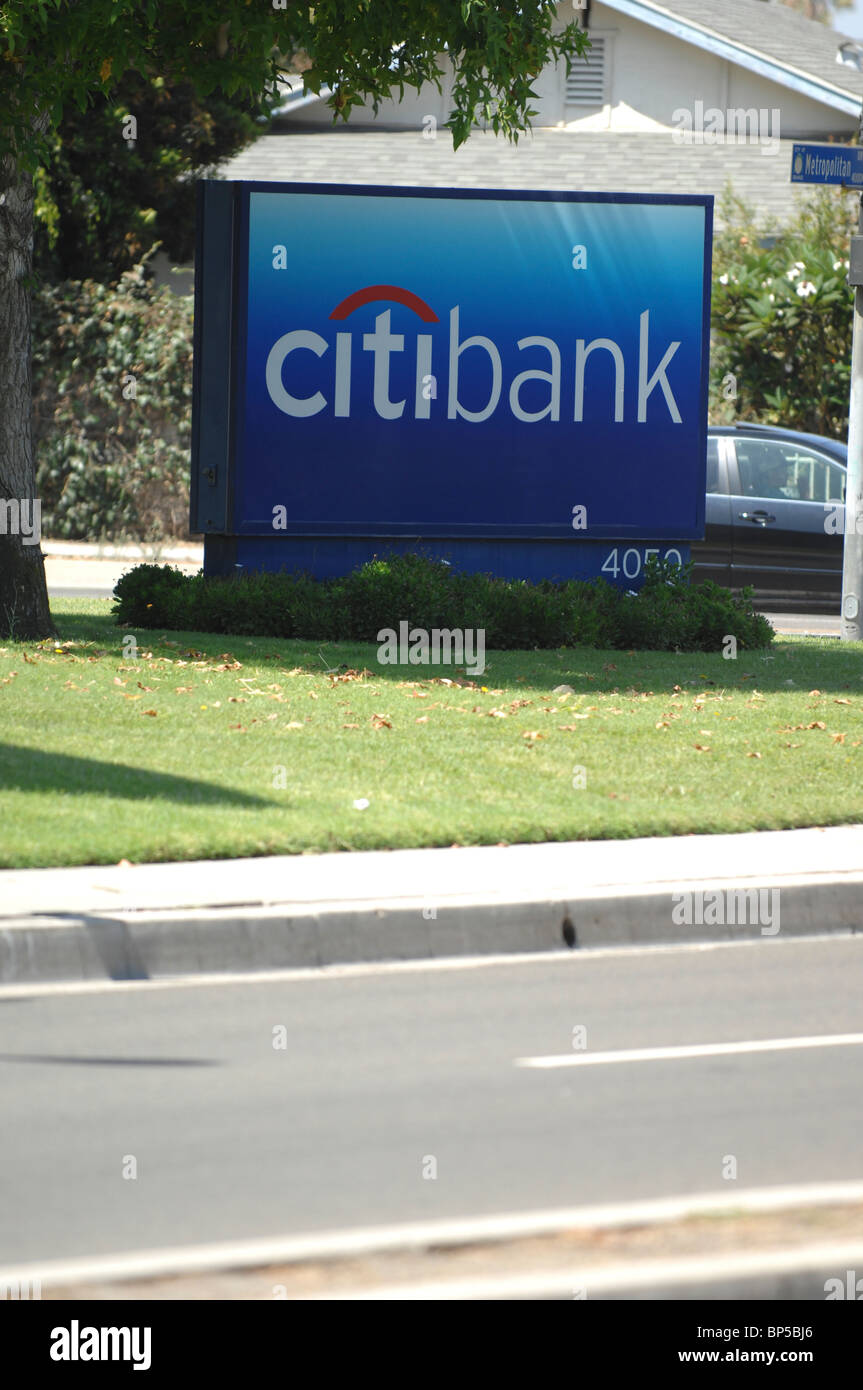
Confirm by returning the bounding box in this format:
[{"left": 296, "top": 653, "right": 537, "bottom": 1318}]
[
  {"left": 45, "top": 603, "right": 863, "bottom": 696},
  {"left": 0, "top": 744, "right": 271, "bottom": 807}
]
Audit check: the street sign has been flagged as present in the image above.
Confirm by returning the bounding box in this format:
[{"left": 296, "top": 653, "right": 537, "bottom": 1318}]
[
  {"left": 192, "top": 181, "right": 712, "bottom": 581},
  {"left": 790, "top": 142, "right": 863, "bottom": 187}
]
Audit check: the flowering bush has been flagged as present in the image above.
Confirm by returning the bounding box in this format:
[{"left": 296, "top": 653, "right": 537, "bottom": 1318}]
[
  {"left": 710, "top": 189, "right": 853, "bottom": 439},
  {"left": 32, "top": 257, "right": 193, "bottom": 541}
]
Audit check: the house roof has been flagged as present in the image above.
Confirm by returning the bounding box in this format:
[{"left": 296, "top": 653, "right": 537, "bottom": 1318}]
[
  {"left": 598, "top": 0, "right": 863, "bottom": 116},
  {"left": 217, "top": 126, "right": 846, "bottom": 229}
]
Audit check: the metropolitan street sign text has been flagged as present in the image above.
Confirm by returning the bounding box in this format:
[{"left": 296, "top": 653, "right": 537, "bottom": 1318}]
[{"left": 790, "top": 143, "right": 863, "bottom": 187}]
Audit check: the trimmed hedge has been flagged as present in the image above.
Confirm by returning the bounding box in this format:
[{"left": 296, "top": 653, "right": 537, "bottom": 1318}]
[{"left": 112, "top": 553, "right": 774, "bottom": 653}]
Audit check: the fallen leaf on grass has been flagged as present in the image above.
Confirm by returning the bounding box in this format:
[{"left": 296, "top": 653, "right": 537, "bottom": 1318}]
[
  {"left": 746, "top": 751, "right": 762, "bottom": 758},
  {"left": 832, "top": 732, "right": 846, "bottom": 744},
  {"left": 415, "top": 716, "right": 429, "bottom": 723},
  {"left": 328, "top": 667, "right": 373, "bottom": 684},
  {"left": 371, "top": 713, "right": 392, "bottom": 729},
  {"left": 342, "top": 723, "right": 360, "bottom": 729},
  {"left": 693, "top": 744, "right": 711, "bottom": 753},
  {"left": 141, "top": 709, "right": 158, "bottom": 717},
  {"left": 286, "top": 721, "right": 304, "bottom": 730},
  {"left": 522, "top": 730, "right": 545, "bottom": 741}
]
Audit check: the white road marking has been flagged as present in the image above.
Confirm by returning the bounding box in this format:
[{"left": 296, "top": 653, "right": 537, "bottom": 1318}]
[
  {"left": 0, "top": 930, "right": 856, "bottom": 1001},
  {"left": 3, "top": 1181, "right": 863, "bottom": 1291},
  {"left": 516, "top": 1033, "right": 863, "bottom": 1069}
]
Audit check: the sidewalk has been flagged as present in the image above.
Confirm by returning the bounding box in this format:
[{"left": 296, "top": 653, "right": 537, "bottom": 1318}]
[
  {"left": 42, "top": 540, "right": 203, "bottom": 562},
  {"left": 1, "top": 825, "right": 861, "bottom": 986}
]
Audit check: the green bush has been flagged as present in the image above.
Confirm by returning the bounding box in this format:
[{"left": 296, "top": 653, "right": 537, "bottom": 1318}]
[
  {"left": 112, "top": 552, "right": 773, "bottom": 653},
  {"left": 710, "top": 189, "right": 853, "bottom": 438},
  {"left": 32, "top": 257, "right": 193, "bottom": 542}
]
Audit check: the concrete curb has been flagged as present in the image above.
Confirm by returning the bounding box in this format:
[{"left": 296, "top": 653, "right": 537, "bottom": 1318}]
[
  {"left": 4, "top": 1182, "right": 862, "bottom": 1299},
  {"left": 1, "top": 876, "right": 861, "bottom": 986},
  {"left": 3, "top": 826, "right": 862, "bottom": 986},
  {"left": 321, "top": 1242, "right": 863, "bottom": 1300},
  {"left": 42, "top": 541, "right": 202, "bottom": 562}
]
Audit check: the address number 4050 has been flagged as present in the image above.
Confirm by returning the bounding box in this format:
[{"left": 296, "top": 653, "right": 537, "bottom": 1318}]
[{"left": 600, "top": 546, "right": 684, "bottom": 580}]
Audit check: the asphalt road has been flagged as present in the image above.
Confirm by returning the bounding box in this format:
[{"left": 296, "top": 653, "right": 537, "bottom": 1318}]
[{"left": 2, "top": 935, "right": 862, "bottom": 1267}]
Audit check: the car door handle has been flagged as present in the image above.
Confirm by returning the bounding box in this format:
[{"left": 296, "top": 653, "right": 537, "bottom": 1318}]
[{"left": 737, "top": 511, "right": 776, "bottom": 525}]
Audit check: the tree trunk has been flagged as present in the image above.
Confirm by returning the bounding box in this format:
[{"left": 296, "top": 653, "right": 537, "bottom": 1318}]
[{"left": 0, "top": 153, "right": 55, "bottom": 640}]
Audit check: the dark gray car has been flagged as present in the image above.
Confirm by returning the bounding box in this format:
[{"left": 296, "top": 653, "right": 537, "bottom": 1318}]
[{"left": 692, "top": 424, "right": 847, "bottom": 613}]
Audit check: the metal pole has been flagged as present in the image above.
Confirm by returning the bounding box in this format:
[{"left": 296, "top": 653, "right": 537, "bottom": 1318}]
[{"left": 841, "top": 181, "right": 863, "bottom": 640}]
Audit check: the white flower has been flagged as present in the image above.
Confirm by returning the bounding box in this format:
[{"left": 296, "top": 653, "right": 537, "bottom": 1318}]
[
  {"left": 786, "top": 266, "right": 801, "bottom": 282},
  {"left": 796, "top": 280, "right": 816, "bottom": 298},
  {"left": 352, "top": 798, "right": 370, "bottom": 810},
  {"left": 719, "top": 273, "right": 729, "bottom": 285},
  {"left": 833, "top": 259, "right": 844, "bottom": 272},
  {"left": 768, "top": 293, "right": 775, "bottom": 302}
]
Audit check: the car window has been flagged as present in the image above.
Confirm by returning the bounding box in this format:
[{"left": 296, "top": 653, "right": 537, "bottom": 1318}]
[
  {"left": 734, "top": 438, "right": 846, "bottom": 503},
  {"left": 706, "top": 437, "right": 720, "bottom": 493}
]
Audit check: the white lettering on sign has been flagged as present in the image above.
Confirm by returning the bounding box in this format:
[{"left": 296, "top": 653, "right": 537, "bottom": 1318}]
[{"left": 264, "top": 301, "right": 683, "bottom": 425}]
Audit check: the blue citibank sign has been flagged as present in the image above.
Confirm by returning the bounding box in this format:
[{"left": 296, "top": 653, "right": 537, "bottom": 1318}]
[{"left": 191, "top": 181, "right": 712, "bottom": 585}]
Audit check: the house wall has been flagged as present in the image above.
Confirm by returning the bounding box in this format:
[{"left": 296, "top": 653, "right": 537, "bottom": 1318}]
[
  {"left": 573, "top": 2, "right": 854, "bottom": 136},
  {"left": 284, "top": 67, "right": 455, "bottom": 130},
  {"left": 282, "top": 2, "right": 854, "bottom": 137}
]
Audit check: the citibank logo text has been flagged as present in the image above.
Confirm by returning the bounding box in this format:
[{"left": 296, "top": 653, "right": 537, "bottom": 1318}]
[{"left": 263, "top": 285, "right": 684, "bottom": 425}]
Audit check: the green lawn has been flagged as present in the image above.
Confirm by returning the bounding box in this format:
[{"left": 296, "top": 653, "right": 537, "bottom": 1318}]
[{"left": 1, "top": 598, "right": 862, "bottom": 868}]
